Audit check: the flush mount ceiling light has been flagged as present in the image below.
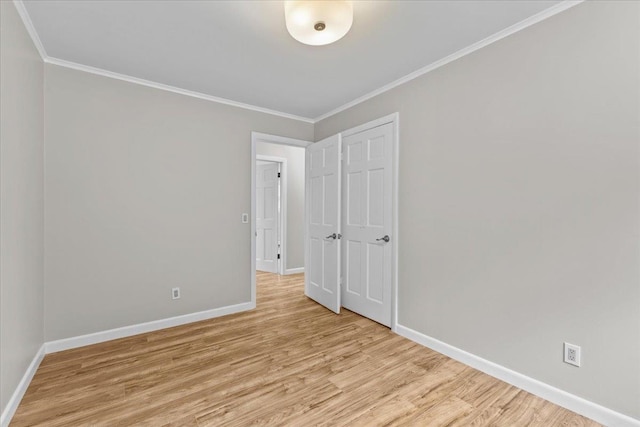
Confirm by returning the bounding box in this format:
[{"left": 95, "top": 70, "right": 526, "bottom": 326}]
[{"left": 284, "top": 1, "right": 353, "bottom": 46}]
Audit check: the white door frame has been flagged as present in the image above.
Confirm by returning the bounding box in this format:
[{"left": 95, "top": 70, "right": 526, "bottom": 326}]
[
  {"left": 251, "top": 112, "right": 398, "bottom": 330},
  {"left": 336, "top": 112, "right": 400, "bottom": 332},
  {"left": 256, "top": 156, "right": 286, "bottom": 275},
  {"left": 251, "top": 132, "right": 312, "bottom": 307}
]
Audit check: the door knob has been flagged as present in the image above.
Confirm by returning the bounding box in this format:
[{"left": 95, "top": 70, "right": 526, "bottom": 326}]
[
  {"left": 325, "top": 233, "right": 337, "bottom": 240},
  {"left": 376, "top": 235, "right": 390, "bottom": 243}
]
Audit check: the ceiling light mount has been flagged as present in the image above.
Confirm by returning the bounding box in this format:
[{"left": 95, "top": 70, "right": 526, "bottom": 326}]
[{"left": 285, "top": 1, "right": 353, "bottom": 46}]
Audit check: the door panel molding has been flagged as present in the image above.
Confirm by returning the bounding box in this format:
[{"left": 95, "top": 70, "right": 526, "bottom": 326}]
[
  {"left": 341, "top": 122, "right": 394, "bottom": 326},
  {"left": 339, "top": 113, "right": 399, "bottom": 331},
  {"left": 250, "top": 114, "right": 398, "bottom": 329},
  {"left": 256, "top": 155, "right": 287, "bottom": 275},
  {"left": 256, "top": 159, "right": 282, "bottom": 273},
  {"left": 304, "top": 134, "right": 342, "bottom": 313}
]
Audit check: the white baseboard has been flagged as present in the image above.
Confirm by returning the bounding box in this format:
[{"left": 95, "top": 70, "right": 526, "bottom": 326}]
[
  {"left": 45, "top": 301, "right": 254, "bottom": 353},
  {"left": 1, "top": 302, "right": 254, "bottom": 426},
  {"left": 395, "top": 324, "right": 639, "bottom": 427},
  {"left": 0, "top": 344, "right": 46, "bottom": 427},
  {"left": 7, "top": 312, "right": 634, "bottom": 427},
  {"left": 284, "top": 267, "right": 304, "bottom": 275}
]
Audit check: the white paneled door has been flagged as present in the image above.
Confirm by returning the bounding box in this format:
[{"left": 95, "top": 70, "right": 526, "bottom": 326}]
[
  {"left": 305, "top": 134, "right": 341, "bottom": 314},
  {"left": 256, "top": 162, "right": 280, "bottom": 273},
  {"left": 341, "top": 123, "right": 394, "bottom": 326},
  {"left": 305, "top": 118, "right": 395, "bottom": 326}
]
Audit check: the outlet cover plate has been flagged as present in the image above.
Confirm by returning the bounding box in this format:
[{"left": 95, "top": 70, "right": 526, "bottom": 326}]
[
  {"left": 172, "top": 287, "right": 181, "bottom": 300},
  {"left": 564, "top": 342, "right": 581, "bottom": 367}
]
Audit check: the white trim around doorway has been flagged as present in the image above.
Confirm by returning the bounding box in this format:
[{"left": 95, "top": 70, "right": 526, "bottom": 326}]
[{"left": 251, "top": 132, "right": 313, "bottom": 306}]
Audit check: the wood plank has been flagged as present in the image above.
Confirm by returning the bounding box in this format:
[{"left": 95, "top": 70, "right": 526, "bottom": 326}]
[{"left": 10, "top": 272, "right": 601, "bottom": 426}]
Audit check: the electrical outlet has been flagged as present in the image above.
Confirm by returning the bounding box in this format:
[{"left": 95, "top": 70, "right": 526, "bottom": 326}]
[
  {"left": 564, "top": 342, "right": 581, "bottom": 367},
  {"left": 241, "top": 213, "right": 249, "bottom": 223},
  {"left": 172, "top": 287, "right": 181, "bottom": 300}
]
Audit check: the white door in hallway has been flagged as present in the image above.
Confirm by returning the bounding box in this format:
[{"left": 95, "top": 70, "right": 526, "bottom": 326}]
[
  {"left": 305, "top": 134, "right": 341, "bottom": 313},
  {"left": 341, "top": 123, "right": 394, "bottom": 326},
  {"left": 256, "top": 162, "right": 280, "bottom": 273}
]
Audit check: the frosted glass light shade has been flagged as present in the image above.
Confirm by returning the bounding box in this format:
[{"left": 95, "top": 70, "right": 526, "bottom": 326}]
[{"left": 284, "top": 1, "right": 353, "bottom": 46}]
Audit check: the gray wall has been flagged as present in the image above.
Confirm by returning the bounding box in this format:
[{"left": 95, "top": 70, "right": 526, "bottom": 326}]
[
  {"left": 44, "top": 64, "right": 313, "bottom": 341},
  {"left": 315, "top": 1, "right": 639, "bottom": 419},
  {"left": 3, "top": 0, "right": 637, "bottom": 421},
  {"left": 256, "top": 142, "right": 305, "bottom": 271},
  {"left": 0, "top": 1, "right": 45, "bottom": 414}
]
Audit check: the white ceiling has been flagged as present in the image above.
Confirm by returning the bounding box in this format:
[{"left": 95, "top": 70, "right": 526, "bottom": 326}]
[{"left": 22, "top": 0, "right": 562, "bottom": 120}]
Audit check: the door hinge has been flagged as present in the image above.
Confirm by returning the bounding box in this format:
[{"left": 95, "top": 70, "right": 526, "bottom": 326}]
[
  {"left": 277, "top": 254, "right": 281, "bottom": 259},
  {"left": 277, "top": 172, "right": 281, "bottom": 178}
]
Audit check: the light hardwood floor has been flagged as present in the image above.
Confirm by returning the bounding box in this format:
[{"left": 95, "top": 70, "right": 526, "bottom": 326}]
[{"left": 11, "top": 272, "right": 600, "bottom": 426}]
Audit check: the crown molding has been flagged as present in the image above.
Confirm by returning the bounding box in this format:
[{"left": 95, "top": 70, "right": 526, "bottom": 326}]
[
  {"left": 312, "top": 0, "right": 584, "bottom": 123},
  {"left": 44, "top": 57, "right": 315, "bottom": 123},
  {"left": 14, "top": 0, "right": 583, "bottom": 125},
  {"left": 12, "top": 0, "right": 47, "bottom": 59},
  {"left": 12, "top": 1, "right": 314, "bottom": 124}
]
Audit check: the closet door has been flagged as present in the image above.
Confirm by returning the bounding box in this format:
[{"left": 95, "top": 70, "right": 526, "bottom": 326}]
[
  {"left": 341, "top": 123, "right": 393, "bottom": 326},
  {"left": 304, "top": 134, "right": 341, "bottom": 313}
]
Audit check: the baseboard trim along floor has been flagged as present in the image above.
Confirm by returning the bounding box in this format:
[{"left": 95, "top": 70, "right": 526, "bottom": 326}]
[
  {"left": 4, "top": 302, "right": 637, "bottom": 426},
  {"left": 0, "top": 344, "right": 46, "bottom": 427},
  {"left": 395, "top": 324, "right": 639, "bottom": 427},
  {"left": 45, "top": 301, "right": 255, "bottom": 353},
  {"left": 2, "top": 300, "right": 255, "bottom": 426}
]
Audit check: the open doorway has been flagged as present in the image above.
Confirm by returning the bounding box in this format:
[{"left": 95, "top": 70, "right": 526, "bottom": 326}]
[
  {"left": 250, "top": 114, "right": 398, "bottom": 330},
  {"left": 251, "top": 133, "right": 312, "bottom": 305},
  {"left": 255, "top": 158, "right": 283, "bottom": 274}
]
